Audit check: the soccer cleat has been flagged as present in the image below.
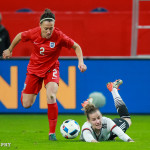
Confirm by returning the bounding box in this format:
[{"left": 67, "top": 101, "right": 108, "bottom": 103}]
[
  {"left": 113, "top": 79, "right": 123, "bottom": 89},
  {"left": 107, "top": 79, "right": 123, "bottom": 92},
  {"left": 81, "top": 99, "right": 89, "bottom": 108},
  {"left": 106, "top": 82, "right": 113, "bottom": 92},
  {"left": 49, "top": 133, "right": 57, "bottom": 141}
]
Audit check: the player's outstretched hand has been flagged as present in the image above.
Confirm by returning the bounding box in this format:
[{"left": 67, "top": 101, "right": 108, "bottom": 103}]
[
  {"left": 78, "top": 63, "right": 87, "bottom": 72},
  {"left": 127, "top": 138, "right": 134, "bottom": 142},
  {"left": 2, "top": 49, "right": 12, "bottom": 59}
]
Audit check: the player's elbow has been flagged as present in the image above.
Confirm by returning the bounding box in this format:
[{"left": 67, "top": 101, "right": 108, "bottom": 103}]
[
  {"left": 23, "top": 103, "right": 32, "bottom": 108},
  {"left": 16, "top": 32, "right": 22, "bottom": 41},
  {"left": 124, "top": 118, "right": 132, "bottom": 127},
  {"left": 72, "top": 42, "right": 80, "bottom": 50}
]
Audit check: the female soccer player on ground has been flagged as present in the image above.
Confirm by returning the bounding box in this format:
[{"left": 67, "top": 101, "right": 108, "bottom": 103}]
[
  {"left": 80, "top": 79, "right": 134, "bottom": 142},
  {"left": 2, "top": 9, "right": 87, "bottom": 141}
]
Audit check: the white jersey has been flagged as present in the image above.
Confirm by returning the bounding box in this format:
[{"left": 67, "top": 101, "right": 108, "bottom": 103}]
[
  {"left": 80, "top": 116, "right": 131, "bottom": 142},
  {"left": 80, "top": 117, "right": 116, "bottom": 141}
]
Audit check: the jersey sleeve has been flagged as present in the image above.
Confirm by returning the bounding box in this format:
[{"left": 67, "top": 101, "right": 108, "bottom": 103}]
[
  {"left": 61, "top": 33, "right": 74, "bottom": 49},
  {"left": 81, "top": 122, "right": 97, "bottom": 142},
  {"left": 82, "top": 129, "right": 96, "bottom": 142},
  {"left": 105, "top": 117, "right": 117, "bottom": 131},
  {"left": 21, "top": 30, "right": 32, "bottom": 42}
]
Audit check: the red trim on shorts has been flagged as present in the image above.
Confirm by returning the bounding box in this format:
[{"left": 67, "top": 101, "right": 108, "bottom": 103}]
[{"left": 111, "top": 125, "right": 117, "bottom": 131}]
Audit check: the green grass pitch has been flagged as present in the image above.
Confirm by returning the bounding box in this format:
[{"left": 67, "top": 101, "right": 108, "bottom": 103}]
[{"left": 0, "top": 114, "right": 150, "bottom": 150}]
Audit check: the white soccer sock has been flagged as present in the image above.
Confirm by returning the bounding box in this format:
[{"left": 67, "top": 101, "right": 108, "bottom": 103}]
[
  {"left": 111, "top": 88, "right": 130, "bottom": 118},
  {"left": 111, "top": 88, "right": 121, "bottom": 99},
  {"left": 111, "top": 88, "right": 125, "bottom": 108}
]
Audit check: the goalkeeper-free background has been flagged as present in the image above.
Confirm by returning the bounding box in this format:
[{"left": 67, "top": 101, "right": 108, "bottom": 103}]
[
  {"left": 1, "top": 0, "right": 150, "bottom": 149},
  {"left": 0, "top": 59, "right": 150, "bottom": 114}
]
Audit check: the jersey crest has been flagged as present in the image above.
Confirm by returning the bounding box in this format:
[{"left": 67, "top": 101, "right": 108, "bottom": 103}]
[{"left": 50, "top": 42, "right": 55, "bottom": 48}]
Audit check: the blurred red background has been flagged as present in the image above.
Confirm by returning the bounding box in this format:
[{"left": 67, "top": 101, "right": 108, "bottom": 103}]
[{"left": 1, "top": 0, "right": 150, "bottom": 56}]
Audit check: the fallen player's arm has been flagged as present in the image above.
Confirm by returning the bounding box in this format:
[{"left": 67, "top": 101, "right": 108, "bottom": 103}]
[
  {"left": 82, "top": 130, "right": 98, "bottom": 142},
  {"left": 112, "top": 126, "right": 134, "bottom": 142}
]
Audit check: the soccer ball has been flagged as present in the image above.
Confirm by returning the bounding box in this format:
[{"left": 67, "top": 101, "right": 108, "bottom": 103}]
[
  {"left": 88, "top": 92, "right": 106, "bottom": 108},
  {"left": 60, "top": 119, "right": 80, "bottom": 139}
]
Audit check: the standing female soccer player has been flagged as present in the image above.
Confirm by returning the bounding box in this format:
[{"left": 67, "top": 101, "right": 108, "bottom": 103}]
[
  {"left": 80, "top": 79, "right": 134, "bottom": 142},
  {"left": 3, "top": 9, "right": 87, "bottom": 141}
]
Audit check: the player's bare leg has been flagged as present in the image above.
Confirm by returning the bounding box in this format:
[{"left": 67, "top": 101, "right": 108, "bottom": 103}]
[
  {"left": 46, "top": 82, "right": 58, "bottom": 104},
  {"left": 107, "top": 79, "right": 131, "bottom": 127},
  {"left": 22, "top": 93, "right": 37, "bottom": 108},
  {"left": 46, "top": 82, "right": 58, "bottom": 141}
]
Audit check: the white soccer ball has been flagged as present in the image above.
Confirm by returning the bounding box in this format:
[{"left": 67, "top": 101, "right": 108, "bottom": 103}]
[
  {"left": 60, "top": 119, "right": 80, "bottom": 139},
  {"left": 89, "top": 92, "right": 106, "bottom": 108}
]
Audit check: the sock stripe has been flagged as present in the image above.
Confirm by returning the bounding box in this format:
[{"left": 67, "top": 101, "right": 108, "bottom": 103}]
[
  {"left": 114, "top": 97, "right": 125, "bottom": 107},
  {"left": 121, "top": 116, "right": 131, "bottom": 119},
  {"left": 111, "top": 88, "right": 130, "bottom": 118}
]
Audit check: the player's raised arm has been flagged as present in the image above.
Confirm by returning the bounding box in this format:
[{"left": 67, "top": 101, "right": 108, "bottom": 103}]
[
  {"left": 72, "top": 42, "right": 87, "bottom": 72},
  {"left": 3, "top": 32, "right": 22, "bottom": 59}
]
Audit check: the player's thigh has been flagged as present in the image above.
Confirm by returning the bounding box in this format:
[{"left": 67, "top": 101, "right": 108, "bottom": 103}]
[
  {"left": 23, "top": 93, "right": 37, "bottom": 105},
  {"left": 44, "top": 64, "right": 59, "bottom": 102},
  {"left": 46, "top": 82, "right": 58, "bottom": 93},
  {"left": 123, "top": 118, "right": 132, "bottom": 127},
  {"left": 23, "top": 73, "right": 43, "bottom": 102},
  {"left": 45, "top": 82, "right": 58, "bottom": 103},
  {"left": 113, "top": 118, "right": 130, "bottom": 132}
]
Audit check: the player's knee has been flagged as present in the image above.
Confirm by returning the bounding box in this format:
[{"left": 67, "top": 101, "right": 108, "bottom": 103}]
[
  {"left": 22, "top": 94, "right": 36, "bottom": 108},
  {"left": 47, "top": 93, "right": 56, "bottom": 103},
  {"left": 22, "top": 100, "right": 32, "bottom": 108},
  {"left": 23, "top": 103, "right": 32, "bottom": 108},
  {"left": 124, "top": 118, "right": 132, "bottom": 127},
  {"left": 128, "top": 119, "right": 132, "bottom": 127}
]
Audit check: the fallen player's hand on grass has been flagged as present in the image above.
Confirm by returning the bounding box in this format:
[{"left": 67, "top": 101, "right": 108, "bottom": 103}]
[{"left": 128, "top": 138, "right": 134, "bottom": 142}]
